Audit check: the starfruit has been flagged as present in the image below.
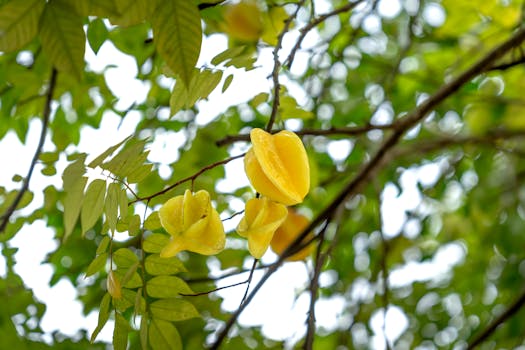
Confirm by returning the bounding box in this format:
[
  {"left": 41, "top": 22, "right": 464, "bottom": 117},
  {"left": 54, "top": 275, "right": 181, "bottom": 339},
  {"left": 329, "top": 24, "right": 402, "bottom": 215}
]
[
  {"left": 159, "top": 190, "right": 225, "bottom": 257},
  {"left": 237, "top": 197, "right": 288, "bottom": 259},
  {"left": 244, "top": 128, "right": 310, "bottom": 206},
  {"left": 222, "top": 1, "right": 263, "bottom": 42},
  {"left": 271, "top": 208, "right": 314, "bottom": 261}
]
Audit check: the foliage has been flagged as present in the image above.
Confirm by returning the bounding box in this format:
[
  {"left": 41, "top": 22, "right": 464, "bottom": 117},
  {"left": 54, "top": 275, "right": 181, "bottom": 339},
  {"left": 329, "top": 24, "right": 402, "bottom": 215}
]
[{"left": 2, "top": 0, "right": 525, "bottom": 349}]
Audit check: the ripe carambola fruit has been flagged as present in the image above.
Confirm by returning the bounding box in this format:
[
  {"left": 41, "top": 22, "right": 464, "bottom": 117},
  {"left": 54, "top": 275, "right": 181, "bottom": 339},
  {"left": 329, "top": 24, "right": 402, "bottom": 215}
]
[
  {"left": 271, "top": 208, "right": 314, "bottom": 261},
  {"left": 159, "top": 190, "right": 225, "bottom": 257},
  {"left": 223, "top": 1, "right": 263, "bottom": 42},
  {"left": 237, "top": 197, "right": 288, "bottom": 259},
  {"left": 244, "top": 128, "right": 310, "bottom": 206}
]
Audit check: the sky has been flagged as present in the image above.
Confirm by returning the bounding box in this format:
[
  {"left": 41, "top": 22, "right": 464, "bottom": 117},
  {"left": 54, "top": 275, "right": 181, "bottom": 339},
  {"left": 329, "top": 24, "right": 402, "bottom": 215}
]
[{"left": 0, "top": 0, "right": 461, "bottom": 348}]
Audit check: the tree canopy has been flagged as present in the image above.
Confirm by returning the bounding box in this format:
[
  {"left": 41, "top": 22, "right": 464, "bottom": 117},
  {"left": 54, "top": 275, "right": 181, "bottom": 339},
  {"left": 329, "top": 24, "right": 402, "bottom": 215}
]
[{"left": 2, "top": 0, "right": 525, "bottom": 349}]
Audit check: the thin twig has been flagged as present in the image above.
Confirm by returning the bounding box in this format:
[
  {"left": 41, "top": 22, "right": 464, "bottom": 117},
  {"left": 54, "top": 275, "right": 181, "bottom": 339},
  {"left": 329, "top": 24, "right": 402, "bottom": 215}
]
[
  {"left": 266, "top": 0, "right": 306, "bottom": 131},
  {"left": 240, "top": 258, "right": 258, "bottom": 306},
  {"left": 216, "top": 124, "right": 395, "bottom": 147},
  {"left": 285, "top": 0, "right": 365, "bottom": 69},
  {"left": 467, "top": 288, "right": 525, "bottom": 349},
  {"left": 304, "top": 221, "right": 329, "bottom": 350},
  {"left": 209, "top": 26, "right": 525, "bottom": 350},
  {"left": 130, "top": 153, "right": 245, "bottom": 204},
  {"left": 185, "top": 262, "right": 273, "bottom": 284},
  {"left": 0, "top": 69, "right": 57, "bottom": 234}
]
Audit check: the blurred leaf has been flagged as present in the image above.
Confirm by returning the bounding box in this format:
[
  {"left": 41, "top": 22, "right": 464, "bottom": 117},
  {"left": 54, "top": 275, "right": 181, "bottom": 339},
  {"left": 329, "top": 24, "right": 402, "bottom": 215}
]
[
  {"left": 150, "top": 298, "right": 200, "bottom": 322},
  {"left": 149, "top": 319, "right": 182, "bottom": 350},
  {"left": 113, "top": 248, "right": 139, "bottom": 268},
  {"left": 145, "top": 254, "right": 187, "bottom": 275},
  {"left": 113, "top": 312, "right": 129, "bottom": 350},
  {"left": 0, "top": 0, "right": 45, "bottom": 52},
  {"left": 143, "top": 233, "right": 170, "bottom": 254},
  {"left": 85, "top": 252, "right": 108, "bottom": 277},
  {"left": 90, "top": 293, "right": 111, "bottom": 343},
  {"left": 151, "top": 0, "right": 201, "bottom": 86},
  {"left": 105, "top": 183, "right": 119, "bottom": 233},
  {"left": 146, "top": 276, "right": 193, "bottom": 298},
  {"left": 39, "top": 0, "right": 85, "bottom": 80},
  {"left": 81, "top": 179, "right": 106, "bottom": 235},
  {"left": 87, "top": 18, "right": 108, "bottom": 54}
]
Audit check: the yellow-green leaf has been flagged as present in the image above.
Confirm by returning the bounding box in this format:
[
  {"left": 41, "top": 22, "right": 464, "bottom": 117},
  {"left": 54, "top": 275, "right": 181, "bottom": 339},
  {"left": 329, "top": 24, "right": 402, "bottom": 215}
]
[
  {"left": 146, "top": 276, "right": 193, "bottom": 298},
  {"left": 128, "top": 214, "right": 141, "bottom": 236},
  {"left": 222, "top": 74, "right": 234, "bottom": 93},
  {"left": 88, "top": 136, "right": 131, "bottom": 168},
  {"left": 81, "top": 179, "right": 106, "bottom": 235},
  {"left": 86, "top": 18, "right": 108, "bottom": 54},
  {"left": 105, "top": 183, "right": 119, "bottom": 233},
  {"left": 140, "top": 311, "right": 148, "bottom": 350},
  {"left": 118, "top": 188, "right": 128, "bottom": 219},
  {"left": 63, "top": 175, "right": 87, "bottom": 239},
  {"left": 144, "top": 211, "right": 161, "bottom": 230},
  {"left": 145, "top": 254, "right": 186, "bottom": 275},
  {"left": 113, "top": 312, "right": 129, "bottom": 350},
  {"left": 111, "top": 0, "right": 153, "bottom": 27},
  {"left": 143, "top": 233, "right": 169, "bottom": 253},
  {"left": 151, "top": 0, "right": 202, "bottom": 86},
  {"left": 96, "top": 235, "right": 111, "bottom": 255},
  {"left": 113, "top": 247, "right": 138, "bottom": 268},
  {"left": 150, "top": 298, "right": 200, "bottom": 322},
  {"left": 85, "top": 252, "right": 108, "bottom": 277},
  {"left": 39, "top": 0, "right": 85, "bottom": 80},
  {"left": 90, "top": 293, "right": 111, "bottom": 343},
  {"left": 149, "top": 319, "right": 182, "bottom": 350},
  {"left": 0, "top": 0, "right": 45, "bottom": 52}
]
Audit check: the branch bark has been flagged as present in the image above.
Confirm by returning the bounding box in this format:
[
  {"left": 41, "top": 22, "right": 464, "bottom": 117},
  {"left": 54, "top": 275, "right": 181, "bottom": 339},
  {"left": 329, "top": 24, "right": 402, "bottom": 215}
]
[{"left": 0, "top": 69, "right": 57, "bottom": 234}]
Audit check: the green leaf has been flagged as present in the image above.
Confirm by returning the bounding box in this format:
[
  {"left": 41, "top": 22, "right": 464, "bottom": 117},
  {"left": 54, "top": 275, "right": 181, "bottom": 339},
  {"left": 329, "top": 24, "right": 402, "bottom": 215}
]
[
  {"left": 127, "top": 163, "right": 153, "bottom": 184},
  {"left": 170, "top": 69, "right": 223, "bottom": 115},
  {"left": 144, "top": 211, "right": 161, "bottom": 230},
  {"left": 143, "top": 233, "right": 170, "bottom": 253},
  {"left": 62, "top": 157, "right": 87, "bottom": 239},
  {"left": 105, "top": 183, "right": 119, "bottom": 233},
  {"left": 140, "top": 313, "right": 148, "bottom": 349},
  {"left": 80, "top": 179, "right": 106, "bottom": 235},
  {"left": 146, "top": 276, "right": 193, "bottom": 298},
  {"left": 119, "top": 188, "right": 128, "bottom": 219},
  {"left": 96, "top": 235, "right": 111, "bottom": 255},
  {"left": 39, "top": 151, "right": 59, "bottom": 163},
  {"left": 128, "top": 214, "right": 141, "bottom": 236},
  {"left": 222, "top": 74, "right": 234, "bottom": 93},
  {"left": 145, "top": 254, "right": 187, "bottom": 275},
  {"left": 88, "top": 136, "right": 131, "bottom": 168},
  {"left": 101, "top": 139, "right": 148, "bottom": 178},
  {"left": 39, "top": 0, "right": 85, "bottom": 80},
  {"left": 113, "top": 312, "right": 129, "bottom": 350},
  {"left": 0, "top": 0, "right": 45, "bottom": 52},
  {"left": 211, "top": 46, "right": 246, "bottom": 66},
  {"left": 91, "top": 293, "right": 111, "bottom": 343},
  {"left": 87, "top": 18, "right": 108, "bottom": 54},
  {"left": 41, "top": 165, "right": 57, "bottom": 176},
  {"left": 149, "top": 319, "right": 182, "bottom": 350},
  {"left": 149, "top": 298, "right": 200, "bottom": 322},
  {"left": 151, "top": 0, "right": 202, "bottom": 86},
  {"left": 85, "top": 252, "right": 108, "bottom": 277},
  {"left": 113, "top": 248, "right": 139, "bottom": 268},
  {"left": 110, "top": 0, "right": 153, "bottom": 27},
  {"left": 120, "top": 261, "right": 140, "bottom": 287}
]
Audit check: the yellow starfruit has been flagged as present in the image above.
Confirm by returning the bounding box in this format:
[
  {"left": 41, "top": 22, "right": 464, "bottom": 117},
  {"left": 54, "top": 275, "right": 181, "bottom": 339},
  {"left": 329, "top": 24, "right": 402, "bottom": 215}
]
[
  {"left": 222, "top": 1, "right": 263, "bottom": 42},
  {"left": 271, "top": 208, "right": 314, "bottom": 261},
  {"left": 237, "top": 197, "right": 288, "bottom": 259},
  {"left": 159, "top": 190, "right": 225, "bottom": 257},
  {"left": 244, "top": 128, "right": 310, "bottom": 206}
]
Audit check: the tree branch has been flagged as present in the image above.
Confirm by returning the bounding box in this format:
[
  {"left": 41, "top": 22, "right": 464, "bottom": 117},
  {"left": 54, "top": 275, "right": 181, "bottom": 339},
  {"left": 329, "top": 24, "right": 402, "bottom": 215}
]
[
  {"left": 130, "top": 153, "right": 245, "bottom": 204},
  {"left": 208, "top": 26, "right": 525, "bottom": 350},
  {"left": 285, "top": 0, "right": 365, "bottom": 70},
  {"left": 0, "top": 69, "right": 57, "bottom": 234},
  {"left": 266, "top": 0, "right": 306, "bottom": 132},
  {"left": 467, "top": 288, "right": 525, "bottom": 349},
  {"left": 215, "top": 124, "right": 395, "bottom": 147}
]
